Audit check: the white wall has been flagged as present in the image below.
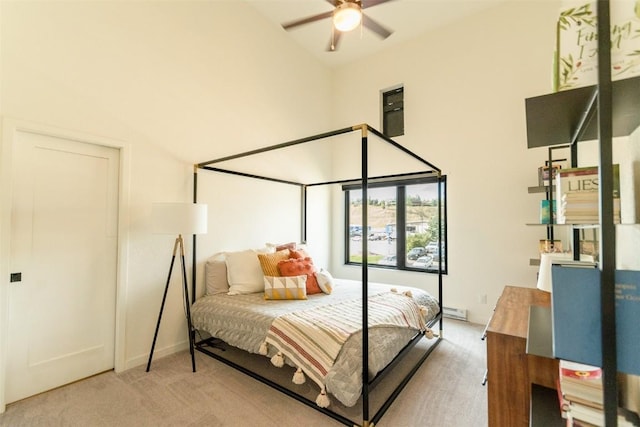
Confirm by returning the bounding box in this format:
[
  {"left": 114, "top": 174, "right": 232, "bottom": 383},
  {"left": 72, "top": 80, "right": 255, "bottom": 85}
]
[
  {"left": 329, "top": 1, "right": 562, "bottom": 324},
  {"left": 0, "top": 0, "right": 600, "bottom": 376},
  {"left": 0, "top": 0, "right": 333, "bottom": 381},
  {"left": 2, "top": 0, "right": 638, "bottom": 413},
  {"left": 0, "top": 0, "right": 5, "bottom": 412}
]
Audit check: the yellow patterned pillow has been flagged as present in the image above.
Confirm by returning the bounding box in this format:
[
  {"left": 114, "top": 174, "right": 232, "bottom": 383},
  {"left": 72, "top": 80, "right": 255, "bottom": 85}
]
[
  {"left": 264, "top": 275, "right": 307, "bottom": 300},
  {"left": 257, "top": 249, "right": 290, "bottom": 277}
]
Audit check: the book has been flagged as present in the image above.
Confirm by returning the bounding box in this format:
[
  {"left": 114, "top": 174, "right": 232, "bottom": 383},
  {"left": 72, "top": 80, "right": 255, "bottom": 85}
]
[
  {"left": 614, "top": 270, "right": 640, "bottom": 376},
  {"left": 569, "top": 400, "right": 604, "bottom": 426},
  {"left": 555, "top": 1, "right": 640, "bottom": 91},
  {"left": 619, "top": 407, "right": 640, "bottom": 427},
  {"left": 559, "top": 360, "right": 603, "bottom": 406},
  {"left": 559, "top": 192, "right": 621, "bottom": 224},
  {"left": 551, "top": 266, "right": 640, "bottom": 375},
  {"left": 570, "top": 417, "right": 599, "bottom": 427},
  {"left": 540, "top": 199, "right": 557, "bottom": 224},
  {"left": 539, "top": 239, "right": 563, "bottom": 253},
  {"left": 555, "top": 165, "right": 620, "bottom": 224},
  {"left": 557, "top": 377, "right": 571, "bottom": 420},
  {"left": 539, "top": 164, "right": 561, "bottom": 186},
  {"left": 566, "top": 402, "right": 640, "bottom": 427}
]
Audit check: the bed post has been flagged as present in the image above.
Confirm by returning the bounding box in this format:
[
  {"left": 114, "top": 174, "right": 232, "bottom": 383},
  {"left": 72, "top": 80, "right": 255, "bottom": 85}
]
[
  {"left": 437, "top": 173, "right": 444, "bottom": 338},
  {"left": 192, "top": 164, "right": 198, "bottom": 303},
  {"left": 358, "top": 124, "right": 370, "bottom": 426},
  {"left": 301, "top": 185, "right": 307, "bottom": 243}
]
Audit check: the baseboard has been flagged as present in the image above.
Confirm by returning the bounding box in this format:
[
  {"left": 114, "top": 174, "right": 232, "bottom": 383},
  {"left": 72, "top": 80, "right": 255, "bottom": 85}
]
[
  {"left": 443, "top": 306, "right": 468, "bottom": 322},
  {"left": 124, "top": 340, "right": 189, "bottom": 371}
]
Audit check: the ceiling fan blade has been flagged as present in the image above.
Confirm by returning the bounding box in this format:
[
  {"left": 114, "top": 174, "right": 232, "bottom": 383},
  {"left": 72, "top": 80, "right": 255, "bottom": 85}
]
[
  {"left": 362, "top": 0, "right": 396, "bottom": 10},
  {"left": 362, "top": 14, "right": 393, "bottom": 39},
  {"left": 327, "top": 31, "right": 343, "bottom": 52},
  {"left": 282, "top": 11, "right": 334, "bottom": 31}
]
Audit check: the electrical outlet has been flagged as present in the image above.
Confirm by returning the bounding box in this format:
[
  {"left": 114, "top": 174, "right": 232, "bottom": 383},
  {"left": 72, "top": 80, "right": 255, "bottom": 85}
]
[{"left": 478, "top": 293, "right": 487, "bottom": 304}]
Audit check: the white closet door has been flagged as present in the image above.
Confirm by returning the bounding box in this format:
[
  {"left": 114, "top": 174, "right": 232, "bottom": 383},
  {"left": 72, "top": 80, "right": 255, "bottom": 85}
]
[{"left": 6, "top": 130, "right": 119, "bottom": 403}]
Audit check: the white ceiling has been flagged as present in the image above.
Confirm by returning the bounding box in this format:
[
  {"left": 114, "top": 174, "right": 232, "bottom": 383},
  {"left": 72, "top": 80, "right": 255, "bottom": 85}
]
[{"left": 246, "top": 0, "right": 506, "bottom": 68}]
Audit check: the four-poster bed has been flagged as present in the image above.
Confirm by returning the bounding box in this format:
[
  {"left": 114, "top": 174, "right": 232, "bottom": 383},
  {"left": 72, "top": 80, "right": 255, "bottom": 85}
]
[{"left": 189, "top": 124, "right": 444, "bottom": 426}]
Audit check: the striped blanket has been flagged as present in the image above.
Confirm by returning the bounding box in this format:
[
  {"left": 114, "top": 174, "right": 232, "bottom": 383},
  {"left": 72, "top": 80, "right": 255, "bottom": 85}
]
[{"left": 263, "top": 291, "right": 426, "bottom": 400}]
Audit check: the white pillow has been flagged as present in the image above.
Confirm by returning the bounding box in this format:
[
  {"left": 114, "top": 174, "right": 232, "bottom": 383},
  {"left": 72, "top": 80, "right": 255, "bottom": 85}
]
[
  {"left": 316, "top": 268, "right": 334, "bottom": 294},
  {"left": 225, "top": 249, "right": 265, "bottom": 295}
]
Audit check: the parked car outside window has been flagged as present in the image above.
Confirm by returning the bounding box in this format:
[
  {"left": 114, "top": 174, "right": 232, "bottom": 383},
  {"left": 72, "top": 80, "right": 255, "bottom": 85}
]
[
  {"left": 425, "top": 242, "right": 439, "bottom": 253},
  {"left": 412, "top": 255, "right": 434, "bottom": 268},
  {"left": 407, "top": 247, "right": 426, "bottom": 260}
]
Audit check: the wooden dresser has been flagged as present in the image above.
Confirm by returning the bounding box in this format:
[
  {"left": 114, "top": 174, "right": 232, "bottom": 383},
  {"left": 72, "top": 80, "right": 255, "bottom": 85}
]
[{"left": 486, "top": 286, "right": 559, "bottom": 427}]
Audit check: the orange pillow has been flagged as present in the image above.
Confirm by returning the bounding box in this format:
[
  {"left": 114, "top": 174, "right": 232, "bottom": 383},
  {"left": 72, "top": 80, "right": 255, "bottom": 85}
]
[
  {"left": 289, "top": 248, "right": 310, "bottom": 259},
  {"left": 277, "top": 257, "right": 322, "bottom": 295}
]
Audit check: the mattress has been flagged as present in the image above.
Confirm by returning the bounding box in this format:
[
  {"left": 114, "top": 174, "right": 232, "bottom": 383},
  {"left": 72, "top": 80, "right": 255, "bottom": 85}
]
[{"left": 191, "top": 278, "right": 440, "bottom": 407}]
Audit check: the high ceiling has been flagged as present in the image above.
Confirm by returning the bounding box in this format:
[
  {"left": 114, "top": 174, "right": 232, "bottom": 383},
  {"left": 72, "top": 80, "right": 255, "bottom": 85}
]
[{"left": 246, "top": 0, "right": 505, "bottom": 68}]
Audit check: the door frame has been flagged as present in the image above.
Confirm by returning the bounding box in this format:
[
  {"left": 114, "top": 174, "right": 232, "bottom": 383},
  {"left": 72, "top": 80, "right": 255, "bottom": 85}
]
[{"left": 0, "top": 117, "right": 131, "bottom": 412}]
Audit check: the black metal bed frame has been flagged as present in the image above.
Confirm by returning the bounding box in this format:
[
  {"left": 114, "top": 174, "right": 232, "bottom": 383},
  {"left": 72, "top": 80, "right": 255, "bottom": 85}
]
[{"left": 190, "top": 123, "right": 444, "bottom": 427}]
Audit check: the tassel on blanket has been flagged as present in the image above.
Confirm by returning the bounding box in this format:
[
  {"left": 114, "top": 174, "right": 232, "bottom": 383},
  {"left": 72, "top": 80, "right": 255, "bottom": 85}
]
[
  {"left": 271, "top": 352, "right": 284, "bottom": 368},
  {"left": 425, "top": 328, "right": 435, "bottom": 339},
  {"left": 292, "top": 367, "right": 306, "bottom": 385},
  {"left": 390, "top": 288, "right": 398, "bottom": 293},
  {"left": 316, "top": 388, "right": 330, "bottom": 408},
  {"left": 419, "top": 305, "right": 429, "bottom": 319},
  {"left": 403, "top": 290, "right": 413, "bottom": 298},
  {"left": 259, "top": 341, "right": 268, "bottom": 356}
]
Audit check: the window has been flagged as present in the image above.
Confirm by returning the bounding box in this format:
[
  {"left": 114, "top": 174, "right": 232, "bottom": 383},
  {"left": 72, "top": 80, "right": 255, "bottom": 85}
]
[
  {"left": 344, "top": 176, "right": 447, "bottom": 274},
  {"left": 382, "top": 86, "right": 404, "bottom": 137}
]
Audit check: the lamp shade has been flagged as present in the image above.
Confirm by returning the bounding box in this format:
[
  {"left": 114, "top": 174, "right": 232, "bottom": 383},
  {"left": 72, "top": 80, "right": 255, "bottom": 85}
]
[
  {"left": 537, "top": 252, "right": 572, "bottom": 292},
  {"left": 152, "top": 202, "right": 208, "bottom": 235},
  {"left": 333, "top": 2, "right": 362, "bottom": 32}
]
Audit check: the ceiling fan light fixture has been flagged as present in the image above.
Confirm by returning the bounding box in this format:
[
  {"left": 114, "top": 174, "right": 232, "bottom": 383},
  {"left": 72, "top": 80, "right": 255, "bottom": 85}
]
[{"left": 333, "top": 2, "right": 362, "bottom": 32}]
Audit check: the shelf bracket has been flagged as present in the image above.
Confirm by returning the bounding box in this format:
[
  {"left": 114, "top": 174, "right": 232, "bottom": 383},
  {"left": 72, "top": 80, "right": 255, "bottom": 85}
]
[{"left": 569, "top": 88, "right": 598, "bottom": 146}]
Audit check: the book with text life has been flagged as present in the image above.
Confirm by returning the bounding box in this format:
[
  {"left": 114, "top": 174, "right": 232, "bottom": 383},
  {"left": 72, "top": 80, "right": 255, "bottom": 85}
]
[
  {"left": 555, "top": 165, "right": 620, "bottom": 224},
  {"left": 551, "top": 266, "right": 640, "bottom": 375},
  {"left": 556, "top": 165, "right": 620, "bottom": 198}
]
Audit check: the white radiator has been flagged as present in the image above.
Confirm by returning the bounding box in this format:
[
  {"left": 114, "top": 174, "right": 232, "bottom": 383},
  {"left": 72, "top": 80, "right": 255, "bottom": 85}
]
[{"left": 442, "top": 306, "right": 468, "bottom": 321}]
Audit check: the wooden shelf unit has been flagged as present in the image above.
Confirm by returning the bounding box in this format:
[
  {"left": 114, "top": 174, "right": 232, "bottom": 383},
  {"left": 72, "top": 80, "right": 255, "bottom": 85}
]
[
  {"left": 522, "top": 3, "right": 640, "bottom": 424},
  {"left": 486, "top": 286, "right": 559, "bottom": 427}
]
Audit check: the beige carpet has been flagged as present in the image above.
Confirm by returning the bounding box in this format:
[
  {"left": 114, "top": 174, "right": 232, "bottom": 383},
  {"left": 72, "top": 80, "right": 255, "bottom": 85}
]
[{"left": 0, "top": 319, "right": 487, "bottom": 427}]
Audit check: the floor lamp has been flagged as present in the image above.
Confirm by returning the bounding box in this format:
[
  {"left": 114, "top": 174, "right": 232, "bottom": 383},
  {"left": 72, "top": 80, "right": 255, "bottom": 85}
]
[{"left": 146, "top": 202, "right": 208, "bottom": 373}]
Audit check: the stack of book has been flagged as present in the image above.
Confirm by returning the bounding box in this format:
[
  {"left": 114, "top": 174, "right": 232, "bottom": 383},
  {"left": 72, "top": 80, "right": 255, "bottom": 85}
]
[
  {"left": 558, "top": 360, "right": 640, "bottom": 426},
  {"left": 558, "top": 360, "right": 603, "bottom": 425},
  {"left": 555, "top": 165, "right": 620, "bottom": 224}
]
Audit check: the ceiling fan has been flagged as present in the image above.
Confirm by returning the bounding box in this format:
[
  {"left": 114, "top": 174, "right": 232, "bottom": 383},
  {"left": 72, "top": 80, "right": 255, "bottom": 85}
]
[{"left": 281, "top": 0, "right": 395, "bottom": 52}]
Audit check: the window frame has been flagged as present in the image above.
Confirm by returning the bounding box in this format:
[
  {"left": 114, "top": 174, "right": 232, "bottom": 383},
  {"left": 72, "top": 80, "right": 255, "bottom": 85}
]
[{"left": 343, "top": 175, "right": 447, "bottom": 274}]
